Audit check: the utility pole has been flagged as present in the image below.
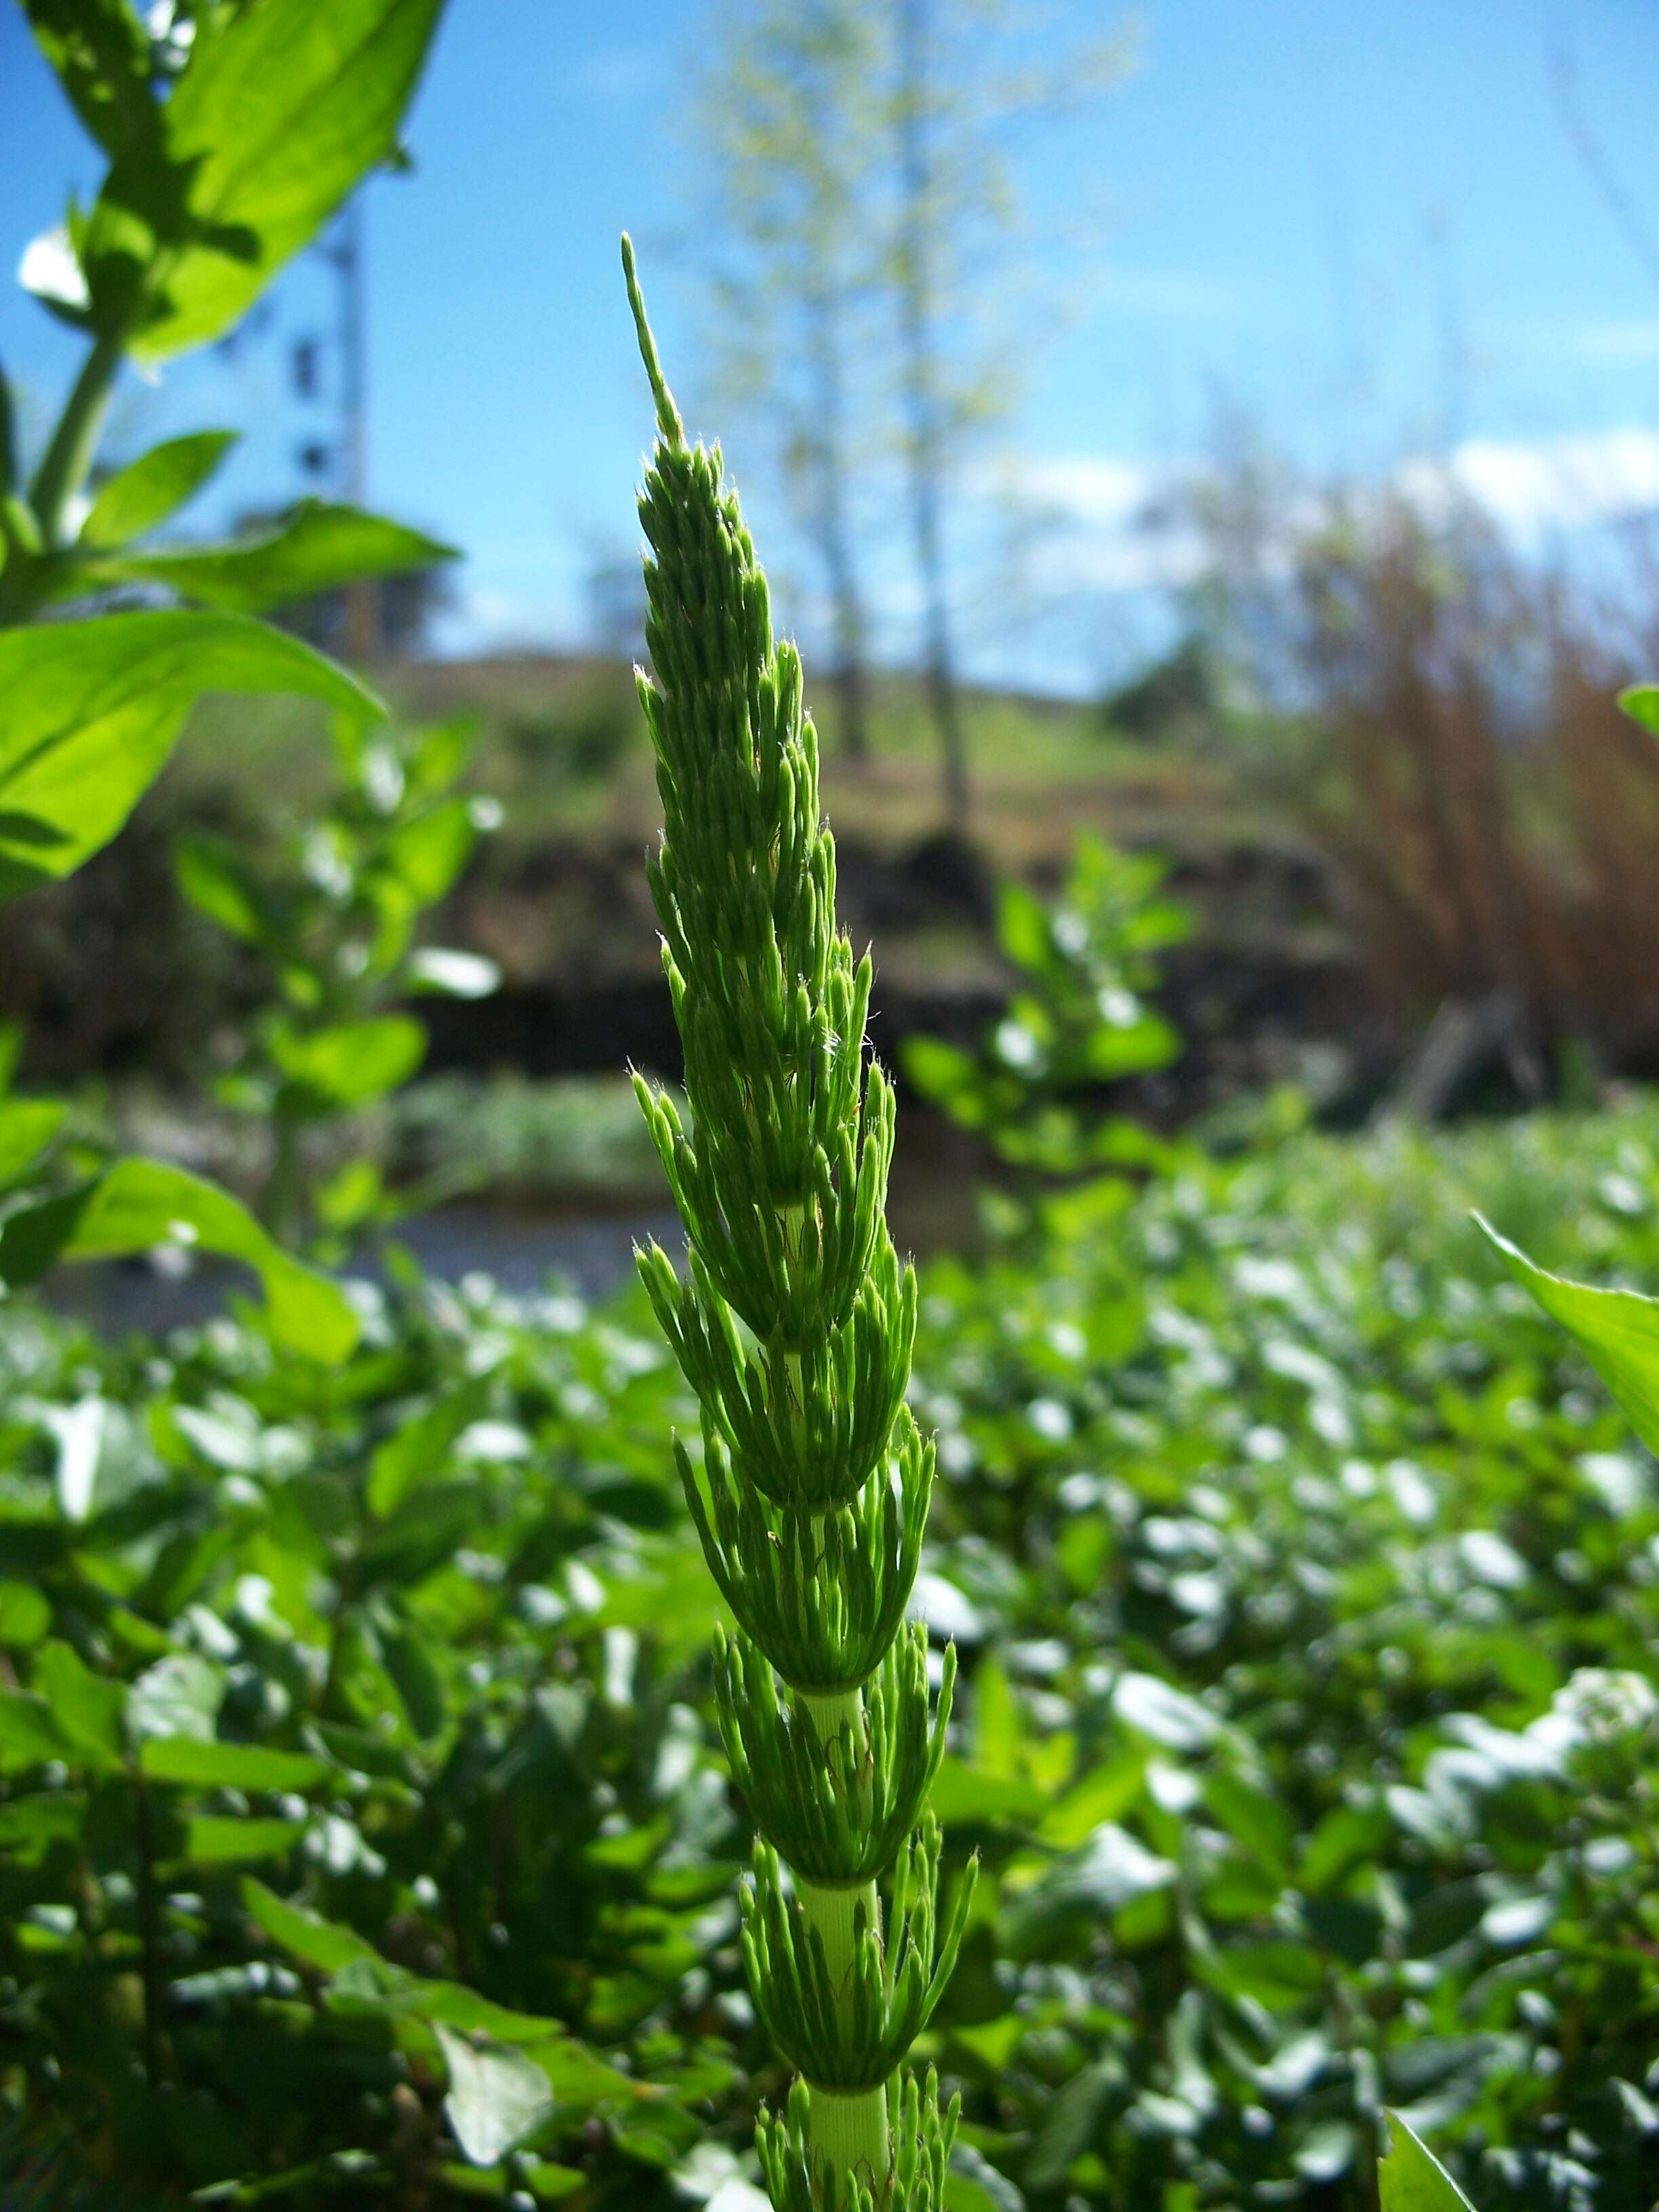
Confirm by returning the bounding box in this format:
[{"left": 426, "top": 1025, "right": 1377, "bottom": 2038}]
[{"left": 334, "top": 197, "right": 376, "bottom": 663}]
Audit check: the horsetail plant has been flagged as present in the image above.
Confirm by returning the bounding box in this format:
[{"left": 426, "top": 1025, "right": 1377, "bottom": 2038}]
[{"left": 622, "top": 237, "right": 973, "bottom": 2211}]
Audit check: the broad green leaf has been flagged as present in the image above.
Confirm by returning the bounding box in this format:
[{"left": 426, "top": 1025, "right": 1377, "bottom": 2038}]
[
  {"left": 902, "top": 1036, "right": 982, "bottom": 1114},
  {"left": 435, "top": 2023, "right": 556, "bottom": 2168},
  {"left": 0, "top": 1158, "right": 360, "bottom": 1362},
  {"left": 126, "top": 1654, "right": 225, "bottom": 1746},
  {"left": 142, "top": 1737, "right": 329, "bottom": 1792},
  {"left": 1476, "top": 1214, "right": 1659, "bottom": 1456},
  {"left": 1377, "top": 2114, "right": 1477, "bottom": 2212},
  {"left": 997, "top": 878, "right": 1055, "bottom": 972},
  {"left": 368, "top": 1374, "right": 492, "bottom": 1519},
  {"left": 947, "top": 2144, "right": 1027, "bottom": 2212},
  {"left": 88, "top": 0, "right": 447, "bottom": 360},
  {"left": 272, "top": 1017, "right": 426, "bottom": 1113},
  {"left": 88, "top": 502, "right": 457, "bottom": 613},
  {"left": 1205, "top": 1768, "right": 1294, "bottom": 1877},
  {"left": 0, "top": 1692, "right": 75, "bottom": 1774},
  {"left": 175, "top": 833, "right": 274, "bottom": 945},
  {"left": 0, "top": 613, "right": 376, "bottom": 897},
  {"left": 241, "top": 1877, "right": 380, "bottom": 1973},
  {"left": 1618, "top": 683, "right": 1659, "bottom": 738},
  {"left": 185, "top": 1814, "right": 307, "bottom": 1865},
  {"left": 37, "top": 1640, "right": 126, "bottom": 1767},
  {"left": 0, "top": 1581, "right": 51, "bottom": 1647},
  {"left": 384, "top": 799, "right": 476, "bottom": 903},
  {"left": 22, "top": 0, "right": 157, "bottom": 159},
  {"left": 0, "top": 1099, "right": 66, "bottom": 1187},
  {"left": 0, "top": 1790, "right": 85, "bottom": 1863},
  {"left": 80, "top": 430, "right": 239, "bottom": 548}
]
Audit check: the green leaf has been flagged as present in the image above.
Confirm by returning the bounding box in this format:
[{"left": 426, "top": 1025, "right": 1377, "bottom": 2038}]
[
  {"left": 0, "top": 1581, "right": 51, "bottom": 1647},
  {"left": 91, "top": 0, "right": 448, "bottom": 360},
  {"left": 997, "top": 879, "right": 1055, "bottom": 973},
  {"left": 272, "top": 1017, "right": 426, "bottom": 1113},
  {"left": 1618, "top": 683, "right": 1659, "bottom": 738},
  {"left": 436, "top": 2023, "right": 556, "bottom": 2168},
  {"left": 175, "top": 834, "right": 274, "bottom": 945},
  {"left": 0, "top": 1690, "right": 75, "bottom": 1773},
  {"left": 185, "top": 1814, "right": 307, "bottom": 1864},
  {"left": 142, "top": 1736, "right": 329, "bottom": 1792},
  {"left": 902, "top": 1036, "right": 983, "bottom": 1115},
  {"left": 1476, "top": 1213, "right": 1659, "bottom": 1456},
  {"left": 0, "top": 1099, "right": 66, "bottom": 1188},
  {"left": 0, "top": 1158, "right": 360, "bottom": 1362},
  {"left": 384, "top": 799, "right": 478, "bottom": 903},
  {"left": 87, "top": 502, "right": 457, "bottom": 613},
  {"left": 1378, "top": 2114, "right": 1477, "bottom": 2212},
  {"left": 0, "top": 613, "right": 377, "bottom": 897},
  {"left": 22, "top": 0, "right": 157, "bottom": 159},
  {"left": 241, "top": 1877, "right": 380, "bottom": 1973},
  {"left": 127, "top": 1653, "right": 224, "bottom": 1746},
  {"left": 80, "top": 430, "right": 239, "bottom": 548},
  {"left": 37, "top": 1639, "right": 126, "bottom": 1767},
  {"left": 368, "top": 1374, "right": 492, "bottom": 1519}
]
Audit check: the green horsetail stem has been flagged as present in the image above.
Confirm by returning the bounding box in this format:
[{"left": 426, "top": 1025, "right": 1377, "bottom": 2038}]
[{"left": 622, "top": 236, "right": 971, "bottom": 2211}]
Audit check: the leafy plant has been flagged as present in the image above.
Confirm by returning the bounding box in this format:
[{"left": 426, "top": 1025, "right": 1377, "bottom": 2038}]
[
  {"left": 903, "top": 831, "right": 1190, "bottom": 1179},
  {"left": 623, "top": 239, "right": 968, "bottom": 2207},
  {"left": 0, "top": 0, "right": 453, "bottom": 1338},
  {"left": 176, "top": 713, "right": 501, "bottom": 1247}
]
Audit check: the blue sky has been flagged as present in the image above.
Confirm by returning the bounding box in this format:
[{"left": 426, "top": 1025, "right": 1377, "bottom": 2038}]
[{"left": 5, "top": 0, "right": 1659, "bottom": 695}]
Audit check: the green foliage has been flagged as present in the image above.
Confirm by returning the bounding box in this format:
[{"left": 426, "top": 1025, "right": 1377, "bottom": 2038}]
[
  {"left": 624, "top": 239, "right": 965, "bottom": 2203},
  {"left": 0, "top": 1157, "right": 359, "bottom": 1361},
  {"left": 0, "top": 612, "right": 374, "bottom": 896},
  {"left": 2, "top": 1092, "right": 1659, "bottom": 2202},
  {"left": 22, "top": 0, "right": 445, "bottom": 363},
  {"left": 903, "top": 832, "right": 1190, "bottom": 1179},
  {"left": 1476, "top": 1214, "right": 1659, "bottom": 1457},
  {"left": 0, "top": 0, "right": 452, "bottom": 1321},
  {"left": 175, "top": 713, "right": 499, "bottom": 1244},
  {"left": 1379, "top": 2116, "right": 1478, "bottom": 2212}
]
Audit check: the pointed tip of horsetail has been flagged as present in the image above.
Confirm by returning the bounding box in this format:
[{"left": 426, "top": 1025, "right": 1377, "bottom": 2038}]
[{"left": 620, "top": 232, "right": 685, "bottom": 452}]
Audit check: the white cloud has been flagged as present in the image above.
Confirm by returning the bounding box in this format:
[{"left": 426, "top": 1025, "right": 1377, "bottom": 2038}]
[
  {"left": 1012, "top": 454, "right": 1162, "bottom": 529},
  {"left": 983, "top": 451, "right": 1206, "bottom": 594},
  {"left": 1397, "top": 426, "right": 1659, "bottom": 536}
]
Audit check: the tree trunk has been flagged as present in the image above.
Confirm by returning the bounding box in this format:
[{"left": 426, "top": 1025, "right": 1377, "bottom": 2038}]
[
  {"left": 896, "top": 0, "right": 971, "bottom": 828},
  {"left": 807, "top": 287, "right": 872, "bottom": 764}
]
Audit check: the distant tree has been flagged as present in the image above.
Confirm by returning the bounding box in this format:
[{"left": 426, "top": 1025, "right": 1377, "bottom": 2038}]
[
  {"left": 689, "top": 0, "right": 1132, "bottom": 818},
  {"left": 691, "top": 0, "right": 885, "bottom": 762},
  {"left": 886, "top": 0, "right": 1136, "bottom": 826}
]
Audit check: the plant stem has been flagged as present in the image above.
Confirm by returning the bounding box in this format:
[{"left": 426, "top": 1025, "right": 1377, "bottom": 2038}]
[
  {"left": 30, "top": 329, "right": 124, "bottom": 550},
  {"left": 800, "top": 1687, "right": 891, "bottom": 2189},
  {"left": 133, "top": 1769, "right": 164, "bottom": 2090}
]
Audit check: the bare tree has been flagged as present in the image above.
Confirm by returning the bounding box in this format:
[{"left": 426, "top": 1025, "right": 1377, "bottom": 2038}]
[
  {"left": 885, "top": 0, "right": 1136, "bottom": 825},
  {"left": 691, "top": 0, "right": 884, "bottom": 762}
]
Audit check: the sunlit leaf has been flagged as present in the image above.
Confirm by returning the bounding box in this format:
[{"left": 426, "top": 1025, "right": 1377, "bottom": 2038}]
[
  {"left": 83, "top": 0, "right": 447, "bottom": 359},
  {"left": 79, "top": 430, "right": 238, "bottom": 548},
  {"left": 22, "top": 0, "right": 157, "bottom": 160},
  {"left": 0, "top": 613, "right": 376, "bottom": 897},
  {"left": 1477, "top": 1213, "right": 1659, "bottom": 1456},
  {"left": 0, "top": 1158, "right": 360, "bottom": 1361},
  {"left": 1377, "top": 2113, "right": 1477, "bottom": 2212},
  {"left": 87, "top": 501, "right": 457, "bottom": 613},
  {"left": 272, "top": 1017, "right": 426, "bottom": 1113},
  {"left": 436, "top": 2022, "right": 554, "bottom": 2168}
]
